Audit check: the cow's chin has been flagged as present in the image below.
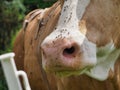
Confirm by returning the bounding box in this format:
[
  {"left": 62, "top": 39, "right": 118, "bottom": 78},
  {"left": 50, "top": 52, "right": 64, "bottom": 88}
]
[{"left": 54, "top": 66, "right": 91, "bottom": 77}]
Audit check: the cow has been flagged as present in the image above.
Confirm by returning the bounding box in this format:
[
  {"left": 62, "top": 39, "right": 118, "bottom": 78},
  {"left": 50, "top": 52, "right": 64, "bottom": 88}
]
[{"left": 13, "top": 0, "right": 120, "bottom": 90}]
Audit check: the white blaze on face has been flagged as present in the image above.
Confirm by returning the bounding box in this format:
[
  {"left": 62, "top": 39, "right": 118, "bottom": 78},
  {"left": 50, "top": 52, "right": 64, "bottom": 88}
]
[{"left": 42, "top": 0, "right": 91, "bottom": 42}]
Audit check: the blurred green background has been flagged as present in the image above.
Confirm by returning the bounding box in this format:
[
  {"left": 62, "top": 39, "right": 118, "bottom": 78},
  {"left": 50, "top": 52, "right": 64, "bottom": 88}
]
[{"left": 0, "top": 0, "right": 57, "bottom": 89}]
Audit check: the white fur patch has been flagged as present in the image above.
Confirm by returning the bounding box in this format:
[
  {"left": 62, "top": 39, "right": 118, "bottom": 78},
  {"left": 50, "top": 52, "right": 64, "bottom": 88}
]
[
  {"left": 85, "top": 41, "right": 120, "bottom": 81},
  {"left": 42, "top": 0, "right": 91, "bottom": 51}
]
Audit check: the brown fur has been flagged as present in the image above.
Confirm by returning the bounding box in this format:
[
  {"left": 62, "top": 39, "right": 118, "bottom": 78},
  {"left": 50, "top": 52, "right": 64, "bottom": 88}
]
[{"left": 13, "top": 0, "right": 120, "bottom": 90}]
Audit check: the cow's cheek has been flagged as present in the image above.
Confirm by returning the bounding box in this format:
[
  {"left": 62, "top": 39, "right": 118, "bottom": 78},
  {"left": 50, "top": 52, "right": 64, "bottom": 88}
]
[{"left": 81, "top": 38, "right": 97, "bottom": 67}]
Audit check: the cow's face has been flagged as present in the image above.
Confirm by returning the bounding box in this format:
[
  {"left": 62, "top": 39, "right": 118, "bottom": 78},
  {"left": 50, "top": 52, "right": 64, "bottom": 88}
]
[{"left": 41, "top": 0, "right": 120, "bottom": 80}]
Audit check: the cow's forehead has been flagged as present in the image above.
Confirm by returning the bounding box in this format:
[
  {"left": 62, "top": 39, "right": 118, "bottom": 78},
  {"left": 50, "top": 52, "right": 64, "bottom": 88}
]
[{"left": 57, "top": 0, "right": 90, "bottom": 28}]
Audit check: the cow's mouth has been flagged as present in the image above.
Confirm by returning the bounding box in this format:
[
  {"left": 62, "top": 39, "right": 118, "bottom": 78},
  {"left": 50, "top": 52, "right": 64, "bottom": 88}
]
[{"left": 54, "top": 66, "right": 90, "bottom": 77}]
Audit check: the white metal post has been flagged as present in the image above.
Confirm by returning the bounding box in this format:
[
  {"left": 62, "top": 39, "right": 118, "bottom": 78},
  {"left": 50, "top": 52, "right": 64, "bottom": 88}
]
[{"left": 0, "top": 53, "right": 31, "bottom": 90}]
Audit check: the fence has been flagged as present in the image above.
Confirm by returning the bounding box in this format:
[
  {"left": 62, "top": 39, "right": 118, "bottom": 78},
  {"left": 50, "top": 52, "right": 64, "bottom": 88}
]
[{"left": 0, "top": 53, "right": 31, "bottom": 90}]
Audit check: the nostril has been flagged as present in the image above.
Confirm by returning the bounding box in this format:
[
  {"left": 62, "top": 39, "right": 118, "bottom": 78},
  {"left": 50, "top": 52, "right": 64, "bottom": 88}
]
[
  {"left": 64, "top": 46, "right": 75, "bottom": 54},
  {"left": 63, "top": 46, "right": 76, "bottom": 58}
]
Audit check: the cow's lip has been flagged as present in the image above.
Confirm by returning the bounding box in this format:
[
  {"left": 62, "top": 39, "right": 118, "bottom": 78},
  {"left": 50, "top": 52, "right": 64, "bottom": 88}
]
[{"left": 53, "top": 66, "right": 90, "bottom": 77}]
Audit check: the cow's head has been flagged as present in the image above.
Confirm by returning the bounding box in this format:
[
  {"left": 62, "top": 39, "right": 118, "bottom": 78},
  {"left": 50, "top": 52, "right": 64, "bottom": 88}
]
[{"left": 41, "top": 0, "right": 120, "bottom": 81}]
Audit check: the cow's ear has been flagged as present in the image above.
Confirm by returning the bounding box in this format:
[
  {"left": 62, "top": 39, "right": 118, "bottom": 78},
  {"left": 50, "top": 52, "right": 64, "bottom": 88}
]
[{"left": 59, "top": 0, "right": 64, "bottom": 7}]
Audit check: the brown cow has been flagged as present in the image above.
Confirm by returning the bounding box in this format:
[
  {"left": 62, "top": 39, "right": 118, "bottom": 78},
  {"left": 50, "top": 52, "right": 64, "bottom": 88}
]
[{"left": 13, "top": 0, "right": 120, "bottom": 90}]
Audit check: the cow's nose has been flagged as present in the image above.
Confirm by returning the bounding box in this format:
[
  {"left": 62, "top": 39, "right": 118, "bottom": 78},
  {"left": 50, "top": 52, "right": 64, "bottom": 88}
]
[{"left": 41, "top": 38, "right": 80, "bottom": 60}]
